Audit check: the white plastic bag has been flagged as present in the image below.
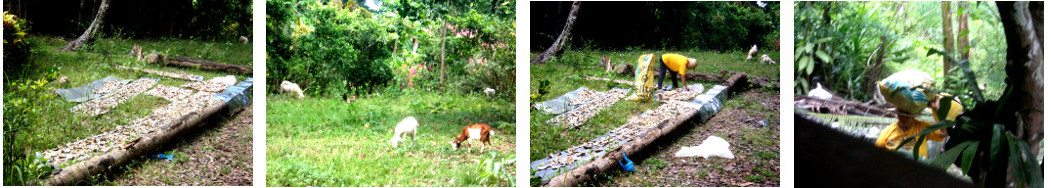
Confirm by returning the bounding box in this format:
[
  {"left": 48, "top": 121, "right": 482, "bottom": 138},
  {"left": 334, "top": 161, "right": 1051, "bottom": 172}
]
[{"left": 674, "top": 136, "right": 734, "bottom": 159}]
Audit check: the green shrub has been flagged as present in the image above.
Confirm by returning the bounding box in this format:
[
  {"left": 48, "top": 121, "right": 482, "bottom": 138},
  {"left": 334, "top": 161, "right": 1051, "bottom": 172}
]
[
  {"left": 4, "top": 11, "right": 32, "bottom": 73},
  {"left": 266, "top": 0, "right": 515, "bottom": 99},
  {"left": 3, "top": 71, "right": 58, "bottom": 185}
]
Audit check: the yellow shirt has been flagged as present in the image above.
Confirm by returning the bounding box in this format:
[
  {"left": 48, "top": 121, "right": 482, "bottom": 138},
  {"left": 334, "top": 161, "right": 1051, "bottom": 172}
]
[
  {"left": 875, "top": 120, "right": 946, "bottom": 158},
  {"left": 933, "top": 100, "right": 964, "bottom": 122},
  {"left": 661, "top": 54, "right": 689, "bottom": 76}
]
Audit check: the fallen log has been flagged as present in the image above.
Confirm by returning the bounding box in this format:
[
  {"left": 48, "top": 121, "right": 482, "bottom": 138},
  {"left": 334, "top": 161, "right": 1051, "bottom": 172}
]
[
  {"left": 145, "top": 53, "right": 251, "bottom": 74},
  {"left": 546, "top": 109, "right": 702, "bottom": 186}
]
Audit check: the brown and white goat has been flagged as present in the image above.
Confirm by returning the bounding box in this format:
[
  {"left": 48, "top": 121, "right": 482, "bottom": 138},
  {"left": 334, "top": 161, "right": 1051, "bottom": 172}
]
[{"left": 451, "top": 123, "right": 493, "bottom": 152}]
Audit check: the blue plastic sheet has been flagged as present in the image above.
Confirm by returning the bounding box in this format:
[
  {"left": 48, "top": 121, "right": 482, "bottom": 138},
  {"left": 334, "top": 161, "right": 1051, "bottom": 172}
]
[{"left": 212, "top": 77, "right": 253, "bottom": 113}]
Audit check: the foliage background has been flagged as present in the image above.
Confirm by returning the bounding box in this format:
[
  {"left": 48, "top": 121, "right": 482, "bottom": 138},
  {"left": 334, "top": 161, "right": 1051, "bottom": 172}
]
[
  {"left": 794, "top": 1, "right": 1006, "bottom": 101},
  {"left": 2, "top": 0, "right": 252, "bottom": 40},
  {"left": 266, "top": 0, "right": 516, "bottom": 98},
  {"left": 530, "top": 1, "right": 779, "bottom": 52}
]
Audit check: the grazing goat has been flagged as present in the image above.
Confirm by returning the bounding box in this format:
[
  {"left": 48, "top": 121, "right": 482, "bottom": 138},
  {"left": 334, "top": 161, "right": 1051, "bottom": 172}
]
[
  {"left": 388, "top": 117, "right": 419, "bottom": 148},
  {"left": 746, "top": 45, "right": 758, "bottom": 62},
  {"left": 484, "top": 88, "right": 496, "bottom": 96},
  {"left": 760, "top": 54, "right": 777, "bottom": 64},
  {"left": 451, "top": 123, "right": 493, "bottom": 152},
  {"left": 279, "top": 80, "right": 304, "bottom": 98}
]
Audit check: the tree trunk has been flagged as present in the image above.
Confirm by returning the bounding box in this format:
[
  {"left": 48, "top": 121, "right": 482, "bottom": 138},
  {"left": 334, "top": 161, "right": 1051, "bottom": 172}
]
[
  {"left": 145, "top": 53, "right": 252, "bottom": 74},
  {"left": 941, "top": 2, "right": 955, "bottom": 77},
  {"left": 439, "top": 1, "right": 449, "bottom": 86},
  {"left": 996, "top": 0, "right": 1043, "bottom": 164},
  {"left": 60, "top": 0, "right": 110, "bottom": 52},
  {"left": 957, "top": 2, "right": 970, "bottom": 60},
  {"left": 531, "top": 1, "right": 581, "bottom": 65}
]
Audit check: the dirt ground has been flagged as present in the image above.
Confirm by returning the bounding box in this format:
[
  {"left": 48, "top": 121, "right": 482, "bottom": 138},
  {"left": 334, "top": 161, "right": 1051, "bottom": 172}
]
[
  {"left": 596, "top": 89, "right": 780, "bottom": 187},
  {"left": 109, "top": 105, "right": 253, "bottom": 186}
]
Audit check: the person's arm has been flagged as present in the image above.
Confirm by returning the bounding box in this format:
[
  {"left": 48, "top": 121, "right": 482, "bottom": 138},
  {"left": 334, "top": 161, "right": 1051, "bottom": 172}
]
[{"left": 681, "top": 75, "right": 689, "bottom": 91}]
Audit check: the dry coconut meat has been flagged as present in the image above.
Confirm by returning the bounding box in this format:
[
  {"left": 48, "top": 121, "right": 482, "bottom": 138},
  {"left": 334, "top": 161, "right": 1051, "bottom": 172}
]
[
  {"left": 95, "top": 80, "right": 126, "bottom": 94},
  {"left": 115, "top": 65, "right": 204, "bottom": 81},
  {"left": 547, "top": 89, "right": 629, "bottom": 127},
  {"left": 181, "top": 80, "right": 233, "bottom": 92},
  {"left": 71, "top": 78, "right": 158, "bottom": 116},
  {"left": 145, "top": 85, "right": 194, "bottom": 102},
  {"left": 42, "top": 91, "right": 220, "bottom": 167},
  {"left": 655, "top": 88, "right": 702, "bottom": 102}
]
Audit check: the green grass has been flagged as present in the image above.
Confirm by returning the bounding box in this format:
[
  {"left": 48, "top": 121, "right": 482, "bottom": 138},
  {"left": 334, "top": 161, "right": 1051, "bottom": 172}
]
[
  {"left": 3, "top": 35, "right": 252, "bottom": 185},
  {"left": 529, "top": 49, "right": 778, "bottom": 162},
  {"left": 265, "top": 90, "right": 516, "bottom": 187}
]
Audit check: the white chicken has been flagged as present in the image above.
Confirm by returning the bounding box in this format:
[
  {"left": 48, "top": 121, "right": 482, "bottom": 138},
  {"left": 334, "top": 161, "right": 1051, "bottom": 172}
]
[{"left": 808, "top": 83, "right": 833, "bottom": 100}]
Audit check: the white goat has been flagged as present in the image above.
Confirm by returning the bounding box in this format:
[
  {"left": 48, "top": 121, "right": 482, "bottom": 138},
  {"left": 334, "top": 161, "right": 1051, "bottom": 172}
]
[
  {"left": 279, "top": 80, "right": 304, "bottom": 98},
  {"left": 760, "top": 54, "right": 777, "bottom": 64},
  {"left": 746, "top": 45, "right": 758, "bottom": 62},
  {"left": 388, "top": 117, "right": 419, "bottom": 148},
  {"left": 484, "top": 88, "right": 496, "bottom": 96}
]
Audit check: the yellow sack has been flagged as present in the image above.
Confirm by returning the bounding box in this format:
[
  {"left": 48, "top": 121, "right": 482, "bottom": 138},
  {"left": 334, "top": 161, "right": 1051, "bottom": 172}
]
[
  {"left": 625, "top": 54, "right": 658, "bottom": 101},
  {"left": 877, "top": 70, "right": 936, "bottom": 115}
]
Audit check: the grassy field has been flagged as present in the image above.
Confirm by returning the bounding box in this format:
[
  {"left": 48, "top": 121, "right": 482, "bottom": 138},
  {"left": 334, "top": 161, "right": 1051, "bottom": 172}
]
[
  {"left": 265, "top": 90, "right": 516, "bottom": 187},
  {"left": 3, "top": 35, "right": 252, "bottom": 185},
  {"left": 529, "top": 49, "right": 780, "bottom": 186}
]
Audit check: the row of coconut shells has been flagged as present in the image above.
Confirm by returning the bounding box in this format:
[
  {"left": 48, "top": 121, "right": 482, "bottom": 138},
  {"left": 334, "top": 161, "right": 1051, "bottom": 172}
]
[
  {"left": 70, "top": 78, "right": 158, "bottom": 116},
  {"left": 547, "top": 89, "right": 629, "bottom": 127}
]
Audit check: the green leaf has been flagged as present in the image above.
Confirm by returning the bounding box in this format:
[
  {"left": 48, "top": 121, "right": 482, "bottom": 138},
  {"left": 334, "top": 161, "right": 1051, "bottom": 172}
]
[
  {"left": 805, "top": 56, "right": 815, "bottom": 75},
  {"left": 805, "top": 42, "right": 815, "bottom": 52},
  {"left": 932, "top": 141, "right": 978, "bottom": 169},
  {"left": 989, "top": 124, "right": 1005, "bottom": 173},
  {"left": 936, "top": 97, "right": 953, "bottom": 121},
  {"left": 797, "top": 56, "right": 810, "bottom": 73},
  {"left": 926, "top": 48, "right": 941, "bottom": 57},
  {"left": 815, "top": 50, "right": 832, "bottom": 63},
  {"left": 911, "top": 134, "right": 926, "bottom": 161},
  {"left": 816, "top": 37, "right": 834, "bottom": 43},
  {"left": 960, "top": 140, "right": 979, "bottom": 173}
]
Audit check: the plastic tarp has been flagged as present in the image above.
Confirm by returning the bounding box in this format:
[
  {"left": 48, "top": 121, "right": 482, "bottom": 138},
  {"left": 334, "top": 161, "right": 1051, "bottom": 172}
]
[
  {"left": 529, "top": 129, "right": 638, "bottom": 180},
  {"left": 533, "top": 87, "right": 590, "bottom": 115},
  {"left": 55, "top": 76, "right": 131, "bottom": 102},
  {"left": 212, "top": 77, "right": 252, "bottom": 114}
]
